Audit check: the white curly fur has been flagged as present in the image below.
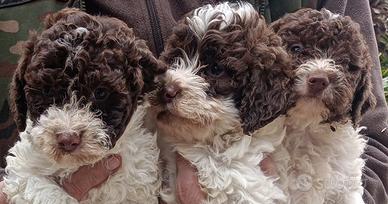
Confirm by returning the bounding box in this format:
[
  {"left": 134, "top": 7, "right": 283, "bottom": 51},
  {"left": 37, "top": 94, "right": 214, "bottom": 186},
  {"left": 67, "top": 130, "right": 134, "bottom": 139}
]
[
  {"left": 148, "top": 53, "right": 286, "bottom": 204},
  {"left": 187, "top": 2, "right": 255, "bottom": 39},
  {"left": 3, "top": 103, "right": 160, "bottom": 204},
  {"left": 254, "top": 59, "right": 366, "bottom": 204}
]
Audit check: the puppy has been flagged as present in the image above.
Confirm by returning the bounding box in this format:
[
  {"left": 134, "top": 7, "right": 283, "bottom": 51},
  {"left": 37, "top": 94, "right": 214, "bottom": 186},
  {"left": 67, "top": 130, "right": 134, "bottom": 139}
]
[
  {"left": 147, "top": 2, "right": 295, "bottom": 203},
  {"left": 254, "top": 8, "right": 376, "bottom": 204},
  {"left": 3, "top": 9, "right": 164, "bottom": 204}
]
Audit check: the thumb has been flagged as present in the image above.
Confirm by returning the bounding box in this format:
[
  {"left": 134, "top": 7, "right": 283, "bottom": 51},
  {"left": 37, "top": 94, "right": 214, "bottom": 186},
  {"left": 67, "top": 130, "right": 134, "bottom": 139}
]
[
  {"left": 175, "top": 154, "right": 205, "bottom": 204},
  {"left": 62, "top": 155, "right": 121, "bottom": 201}
]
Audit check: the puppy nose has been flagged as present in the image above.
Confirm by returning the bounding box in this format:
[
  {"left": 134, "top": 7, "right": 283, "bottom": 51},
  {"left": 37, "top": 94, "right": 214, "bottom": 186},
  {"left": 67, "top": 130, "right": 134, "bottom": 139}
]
[
  {"left": 308, "top": 75, "right": 329, "bottom": 95},
  {"left": 57, "top": 132, "right": 81, "bottom": 152},
  {"left": 162, "top": 84, "right": 181, "bottom": 103}
]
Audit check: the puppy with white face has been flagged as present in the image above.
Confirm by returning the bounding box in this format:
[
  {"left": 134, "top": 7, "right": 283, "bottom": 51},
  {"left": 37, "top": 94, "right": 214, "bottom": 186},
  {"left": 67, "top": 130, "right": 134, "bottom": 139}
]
[
  {"left": 255, "top": 8, "right": 376, "bottom": 204},
  {"left": 4, "top": 9, "right": 164, "bottom": 204},
  {"left": 147, "top": 2, "right": 294, "bottom": 204},
  {"left": 148, "top": 52, "right": 286, "bottom": 204}
]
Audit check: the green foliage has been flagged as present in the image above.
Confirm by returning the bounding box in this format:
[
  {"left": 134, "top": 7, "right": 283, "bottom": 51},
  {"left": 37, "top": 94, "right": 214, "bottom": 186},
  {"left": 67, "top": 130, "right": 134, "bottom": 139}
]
[
  {"left": 371, "top": 0, "right": 388, "bottom": 100},
  {"left": 378, "top": 32, "right": 388, "bottom": 101}
]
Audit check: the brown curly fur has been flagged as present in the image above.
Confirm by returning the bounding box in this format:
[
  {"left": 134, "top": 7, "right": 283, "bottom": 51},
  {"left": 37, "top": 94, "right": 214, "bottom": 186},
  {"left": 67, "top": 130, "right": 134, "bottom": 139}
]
[
  {"left": 160, "top": 4, "right": 295, "bottom": 133},
  {"left": 9, "top": 8, "right": 165, "bottom": 143},
  {"left": 271, "top": 8, "right": 376, "bottom": 125}
]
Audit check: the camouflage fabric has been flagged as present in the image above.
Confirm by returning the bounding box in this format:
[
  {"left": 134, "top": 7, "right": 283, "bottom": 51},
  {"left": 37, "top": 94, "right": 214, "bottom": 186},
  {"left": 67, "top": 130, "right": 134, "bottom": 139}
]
[{"left": 0, "top": 0, "right": 65, "bottom": 167}]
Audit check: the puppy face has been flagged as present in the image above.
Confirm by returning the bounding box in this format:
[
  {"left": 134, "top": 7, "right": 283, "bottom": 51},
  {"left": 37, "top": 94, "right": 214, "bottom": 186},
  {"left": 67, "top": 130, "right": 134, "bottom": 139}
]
[
  {"left": 271, "top": 8, "right": 376, "bottom": 124},
  {"left": 160, "top": 2, "right": 294, "bottom": 133},
  {"left": 148, "top": 55, "right": 240, "bottom": 144},
  {"left": 9, "top": 9, "right": 164, "bottom": 167}
]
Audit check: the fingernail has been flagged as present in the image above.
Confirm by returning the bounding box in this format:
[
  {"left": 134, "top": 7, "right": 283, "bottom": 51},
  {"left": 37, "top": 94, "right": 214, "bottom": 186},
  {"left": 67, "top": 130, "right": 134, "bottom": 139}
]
[{"left": 107, "top": 155, "right": 121, "bottom": 170}]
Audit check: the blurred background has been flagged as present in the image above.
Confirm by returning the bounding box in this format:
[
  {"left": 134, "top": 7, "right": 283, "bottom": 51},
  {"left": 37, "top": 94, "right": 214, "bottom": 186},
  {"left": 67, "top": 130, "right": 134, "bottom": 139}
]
[{"left": 371, "top": 0, "right": 388, "bottom": 101}]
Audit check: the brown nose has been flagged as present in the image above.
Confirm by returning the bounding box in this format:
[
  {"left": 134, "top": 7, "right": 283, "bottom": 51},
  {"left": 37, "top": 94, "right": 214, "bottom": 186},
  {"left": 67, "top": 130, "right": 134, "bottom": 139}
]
[
  {"left": 57, "top": 132, "right": 81, "bottom": 152},
  {"left": 162, "top": 84, "right": 181, "bottom": 103},
  {"left": 308, "top": 75, "right": 329, "bottom": 95}
]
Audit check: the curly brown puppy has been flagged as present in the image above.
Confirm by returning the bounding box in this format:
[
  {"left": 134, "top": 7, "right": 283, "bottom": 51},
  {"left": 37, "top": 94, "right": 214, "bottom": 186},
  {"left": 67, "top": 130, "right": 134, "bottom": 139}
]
[
  {"left": 146, "top": 2, "right": 293, "bottom": 203},
  {"left": 271, "top": 8, "right": 375, "bottom": 125},
  {"left": 3, "top": 8, "right": 164, "bottom": 204},
  {"left": 160, "top": 2, "right": 295, "bottom": 133},
  {"left": 254, "top": 8, "right": 376, "bottom": 204}
]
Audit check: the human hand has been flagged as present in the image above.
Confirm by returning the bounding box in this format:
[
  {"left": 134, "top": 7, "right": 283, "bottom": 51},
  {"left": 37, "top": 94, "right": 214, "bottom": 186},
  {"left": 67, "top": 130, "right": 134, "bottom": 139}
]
[
  {"left": 62, "top": 154, "right": 121, "bottom": 201},
  {"left": 0, "top": 155, "right": 122, "bottom": 204},
  {"left": 174, "top": 154, "right": 277, "bottom": 204},
  {"left": 0, "top": 181, "right": 7, "bottom": 204}
]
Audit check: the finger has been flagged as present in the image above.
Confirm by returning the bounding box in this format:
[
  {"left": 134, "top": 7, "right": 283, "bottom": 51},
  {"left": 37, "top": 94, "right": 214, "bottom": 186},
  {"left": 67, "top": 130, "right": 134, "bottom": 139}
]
[
  {"left": 62, "top": 154, "right": 121, "bottom": 201},
  {"left": 259, "top": 155, "right": 278, "bottom": 177},
  {"left": 0, "top": 181, "right": 8, "bottom": 204},
  {"left": 176, "top": 154, "right": 205, "bottom": 204}
]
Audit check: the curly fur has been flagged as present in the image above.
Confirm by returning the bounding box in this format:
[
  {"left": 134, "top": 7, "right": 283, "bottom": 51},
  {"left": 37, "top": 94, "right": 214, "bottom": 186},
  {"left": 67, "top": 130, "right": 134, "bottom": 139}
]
[
  {"left": 160, "top": 2, "right": 295, "bottom": 133},
  {"left": 4, "top": 104, "right": 160, "bottom": 204},
  {"left": 147, "top": 53, "right": 285, "bottom": 204},
  {"left": 148, "top": 2, "right": 293, "bottom": 203},
  {"left": 9, "top": 8, "right": 165, "bottom": 135},
  {"left": 5, "top": 8, "right": 163, "bottom": 204},
  {"left": 255, "top": 8, "right": 378, "bottom": 204},
  {"left": 271, "top": 8, "right": 375, "bottom": 125}
]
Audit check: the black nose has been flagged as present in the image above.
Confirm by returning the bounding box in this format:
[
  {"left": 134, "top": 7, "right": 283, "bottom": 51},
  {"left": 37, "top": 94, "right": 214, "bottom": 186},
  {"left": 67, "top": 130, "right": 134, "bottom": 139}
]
[
  {"left": 57, "top": 132, "right": 81, "bottom": 152},
  {"left": 162, "top": 84, "right": 181, "bottom": 103},
  {"left": 308, "top": 75, "right": 329, "bottom": 95}
]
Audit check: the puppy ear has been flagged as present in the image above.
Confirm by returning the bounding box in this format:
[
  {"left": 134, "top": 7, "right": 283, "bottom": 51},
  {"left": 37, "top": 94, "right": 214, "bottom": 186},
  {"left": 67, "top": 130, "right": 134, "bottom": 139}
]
[
  {"left": 239, "top": 67, "right": 295, "bottom": 133},
  {"left": 44, "top": 8, "right": 82, "bottom": 29},
  {"left": 350, "top": 66, "right": 376, "bottom": 125},
  {"left": 239, "top": 18, "right": 295, "bottom": 133},
  {"left": 136, "top": 41, "right": 167, "bottom": 93},
  {"left": 9, "top": 33, "right": 37, "bottom": 132}
]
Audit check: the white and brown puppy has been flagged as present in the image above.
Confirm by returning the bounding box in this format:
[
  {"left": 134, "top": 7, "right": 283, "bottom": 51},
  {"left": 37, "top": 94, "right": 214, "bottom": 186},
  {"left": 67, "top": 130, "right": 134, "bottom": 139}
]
[
  {"left": 147, "top": 2, "right": 295, "bottom": 204},
  {"left": 253, "top": 8, "right": 376, "bottom": 204},
  {"left": 3, "top": 9, "right": 164, "bottom": 204}
]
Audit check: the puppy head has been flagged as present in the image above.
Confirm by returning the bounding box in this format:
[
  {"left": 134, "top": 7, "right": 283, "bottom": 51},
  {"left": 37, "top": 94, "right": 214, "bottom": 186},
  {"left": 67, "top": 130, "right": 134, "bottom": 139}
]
[
  {"left": 148, "top": 54, "right": 240, "bottom": 144},
  {"left": 9, "top": 8, "right": 164, "bottom": 167},
  {"left": 28, "top": 97, "right": 110, "bottom": 167},
  {"left": 271, "top": 8, "right": 376, "bottom": 124},
  {"left": 160, "top": 2, "right": 294, "bottom": 133}
]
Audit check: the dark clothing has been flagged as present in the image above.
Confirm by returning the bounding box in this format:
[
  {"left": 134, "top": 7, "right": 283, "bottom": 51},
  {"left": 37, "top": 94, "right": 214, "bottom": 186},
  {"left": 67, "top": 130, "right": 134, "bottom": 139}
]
[{"left": 1, "top": 0, "right": 387, "bottom": 203}]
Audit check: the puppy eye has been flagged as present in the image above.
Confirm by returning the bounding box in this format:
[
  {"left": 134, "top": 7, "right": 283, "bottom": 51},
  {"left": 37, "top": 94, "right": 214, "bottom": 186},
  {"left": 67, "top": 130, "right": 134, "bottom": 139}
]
[
  {"left": 290, "top": 44, "right": 304, "bottom": 54},
  {"left": 206, "top": 64, "right": 225, "bottom": 77},
  {"left": 94, "top": 87, "right": 110, "bottom": 101}
]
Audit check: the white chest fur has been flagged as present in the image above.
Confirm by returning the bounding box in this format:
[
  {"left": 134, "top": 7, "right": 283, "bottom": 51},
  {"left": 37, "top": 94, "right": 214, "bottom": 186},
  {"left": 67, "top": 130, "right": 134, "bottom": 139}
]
[
  {"left": 159, "top": 129, "right": 286, "bottom": 204},
  {"left": 4, "top": 106, "right": 160, "bottom": 204},
  {"left": 254, "top": 103, "right": 366, "bottom": 204}
]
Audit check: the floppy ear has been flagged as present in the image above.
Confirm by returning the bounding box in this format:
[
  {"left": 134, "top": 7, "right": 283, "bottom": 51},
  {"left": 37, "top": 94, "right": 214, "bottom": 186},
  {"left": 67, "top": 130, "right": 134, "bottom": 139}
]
[
  {"left": 237, "top": 16, "right": 296, "bottom": 133},
  {"left": 239, "top": 66, "right": 295, "bottom": 133},
  {"left": 136, "top": 40, "right": 167, "bottom": 93},
  {"left": 350, "top": 67, "right": 376, "bottom": 125},
  {"left": 9, "top": 33, "right": 37, "bottom": 132},
  {"left": 44, "top": 8, "right": 83, "bottom": 29}
]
